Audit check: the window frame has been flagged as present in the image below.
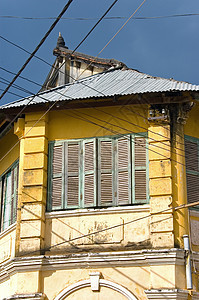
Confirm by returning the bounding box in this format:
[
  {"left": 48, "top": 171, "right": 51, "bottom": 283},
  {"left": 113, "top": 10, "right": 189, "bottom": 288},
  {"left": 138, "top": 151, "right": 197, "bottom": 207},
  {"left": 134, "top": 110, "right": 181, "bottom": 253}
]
[
  {"left": 47, "top": 133, "right": 149, "bottom": 211},
  {"left": 185, "top": 134, "right": 199, "bottom": 210},
  {"left": 0, "top": 160, "right": 19, "bottom": 231}
]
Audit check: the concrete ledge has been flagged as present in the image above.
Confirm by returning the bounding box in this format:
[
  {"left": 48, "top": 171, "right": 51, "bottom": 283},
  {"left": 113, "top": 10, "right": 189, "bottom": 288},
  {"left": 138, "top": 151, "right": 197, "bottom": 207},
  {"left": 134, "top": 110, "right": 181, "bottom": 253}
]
[
  {"left": 3, "top": 293, "right": 46, "bottom": 300},
  {"left": 145, "top": 289, "right": 189, "bottom": 299}
]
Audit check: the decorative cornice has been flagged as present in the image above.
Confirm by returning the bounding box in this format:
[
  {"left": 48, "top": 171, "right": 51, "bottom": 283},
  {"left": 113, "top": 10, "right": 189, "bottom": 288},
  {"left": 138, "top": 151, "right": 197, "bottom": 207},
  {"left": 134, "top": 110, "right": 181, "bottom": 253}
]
[
  {"left": 3, "top": 293, "right": 45, "bottom": 300},
  {"left": 45, "top": 205, "right": 150, "bottom": 219},
  {"left": 0, "top": 249, "right": 185, "bottom": 283},
  {"left": 0, "top": 223, "right": 16, "bottom": 239},
  {"left": 145, "top": 289, "right": 189, "bottom": 299}
]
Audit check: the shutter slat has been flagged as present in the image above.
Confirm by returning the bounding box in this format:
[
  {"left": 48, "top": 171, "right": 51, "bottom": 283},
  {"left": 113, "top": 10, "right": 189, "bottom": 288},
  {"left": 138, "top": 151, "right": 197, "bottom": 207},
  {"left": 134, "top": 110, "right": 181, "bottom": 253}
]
[
  {"left": 52, "top": 177, "right": 62, "bottom": 208},
  {"left": 135, "top": 170, "right": 147, "bottom": 202},
  {"left": 84, "top": 140, "right": 95, "bottom": 206},
  {"left": 67, "top": 176, "right": 79, "bottom": 206},
  {"left": 101, "top": 140, "right": 112, "bottom": 169},
  {"left": 10, "top": 169, "right": 15, "bottom": 224},
  {"left": 187, "top": 173, "right": 199, "bottom": 204},
  {"left": 99, "top": 140, "right": 113, "bottom": 206},
  {"left": 185, "top": 140, "right": 198, "bottom": 172},
  {"left": 68, "top": 144, "right": 79, "bottom": 173},
  {"left": 53, "top": 145, "right": 63, "bottom": 174},
  {"left": 66, "top": 142, "right": 80, "bottom": 207},
  {"left": 51, "top": 144, "right": 63, "bottom": 210},
  {"left": 84, "top": 174, "right": 94, "bottom": 205},
  {"left": 135, "top": 137, "right": 146, "bottom": 167},
  {"left": 84, "top": 141, "right": 94, "bottom": 172},
  {"left": 100, "top": 173, "right": 112, "bottom": 204},
  {"left": 117, "top": 138, "right": 130, "bottom": 205}
]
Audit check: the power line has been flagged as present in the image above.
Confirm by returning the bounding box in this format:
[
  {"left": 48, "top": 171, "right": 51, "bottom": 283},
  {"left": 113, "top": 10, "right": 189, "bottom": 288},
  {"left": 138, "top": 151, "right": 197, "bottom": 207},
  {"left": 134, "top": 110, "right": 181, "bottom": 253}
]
[
  {"left": 0, "top": 0, "right": 74, "bottom": 100},
  {"left": 1, "top": 13, "right": 199, "bottom": 21},
  {"left": 1, "top": 0, "right": 188, "bottom": 165}
]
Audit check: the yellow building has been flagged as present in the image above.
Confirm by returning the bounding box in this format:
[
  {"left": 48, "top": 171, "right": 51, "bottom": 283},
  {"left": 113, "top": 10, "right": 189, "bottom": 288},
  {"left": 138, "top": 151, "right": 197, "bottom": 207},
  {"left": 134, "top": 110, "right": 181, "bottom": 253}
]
[{"left": 0, "top": 40, "right": 199, "bottom": 299}]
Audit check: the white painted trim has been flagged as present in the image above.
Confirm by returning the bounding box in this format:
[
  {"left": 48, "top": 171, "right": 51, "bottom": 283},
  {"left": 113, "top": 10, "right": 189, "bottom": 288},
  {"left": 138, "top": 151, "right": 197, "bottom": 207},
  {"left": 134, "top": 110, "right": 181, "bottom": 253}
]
[
  {"left": 0, "top": 223, "right": 16, "bottom": 240},
  {"left": 46, "top": 205, "right": 150, "bottom": 218},
  {"left": 192, "top": 291, "right": 199, "bottom": 300},
  {"left": 189, "top": 210, "right": 199, "bottom": 218},
  {"left": 0, "top": 249, "right": 185, "bottom": 283},
  {"left": 54, "top": 279, "right": 138, "bottom": 300},
  {"left": 145, "top": 289, "right": 189, "bottom": 299}
]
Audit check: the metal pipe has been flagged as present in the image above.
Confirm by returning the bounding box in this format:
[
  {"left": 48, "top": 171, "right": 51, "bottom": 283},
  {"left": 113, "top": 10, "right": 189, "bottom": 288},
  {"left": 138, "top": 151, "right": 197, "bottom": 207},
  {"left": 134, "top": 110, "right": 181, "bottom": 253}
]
[{"left": 183, "top": 234, "right": 193, "bottom": 290}]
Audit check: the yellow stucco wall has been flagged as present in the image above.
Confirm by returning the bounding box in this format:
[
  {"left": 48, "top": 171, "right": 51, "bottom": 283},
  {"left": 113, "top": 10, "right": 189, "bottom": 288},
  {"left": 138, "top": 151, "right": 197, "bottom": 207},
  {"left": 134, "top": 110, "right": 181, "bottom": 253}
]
[
  {"left": 0, "top": 101, "right": 198, "bottom": 299},
  {"left": 184, "top": 102, "right": 199, "bottom": 138},
  {"left": 48, "top": 104, "right": 148, "bottom": 141},
  {"left": 0, "top": 128, "right": 19, "bottom": 175}
]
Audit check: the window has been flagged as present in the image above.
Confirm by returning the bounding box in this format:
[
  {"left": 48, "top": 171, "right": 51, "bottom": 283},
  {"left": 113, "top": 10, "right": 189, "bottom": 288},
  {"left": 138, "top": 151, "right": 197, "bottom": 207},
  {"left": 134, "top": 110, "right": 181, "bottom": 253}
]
[
  {"left": 0, "top": 162, "right": 19, "bottom": 231},
  {"left": 185, "top": 135, "right": 199, "bottom": 206},
  {"left": 47, "top": 134, "right": 149, "bottom": 211}
]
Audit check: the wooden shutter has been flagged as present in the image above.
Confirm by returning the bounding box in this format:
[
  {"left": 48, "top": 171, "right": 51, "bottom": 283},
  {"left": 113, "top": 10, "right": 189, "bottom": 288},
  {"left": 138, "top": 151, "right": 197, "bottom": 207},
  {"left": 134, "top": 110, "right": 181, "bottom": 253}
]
[
  {"left": 66, "top": 142, "right": 80, "bottom": 207},
  {"left": 2, "top": 173, "right": 12, "bottom": 231},
  {"left": 51, "top": 143, "right": 64, "bottom": 210},
  {"left": 10, "top": 168, "right": 15, "bottom": 224},
  {"left": 83, "top": 139, "right": 96, "bottom": 207},
  {"left": 117, "top": 137, "right": 131, "bottom": 205},
  {"left": 0, "top": 179, "right": 2, "bottom": 231},
  {"left": 98, "top": 139, "right": 113, "bottom": 206},
  {"left": 10, "top": 164, "right": 19, "bottom": 224},
  {"left": 185, "top": 138, "right": 199, "bottom": 204},
  {"left": 134, "top": 137, "right": 147, "bottom": 203}
]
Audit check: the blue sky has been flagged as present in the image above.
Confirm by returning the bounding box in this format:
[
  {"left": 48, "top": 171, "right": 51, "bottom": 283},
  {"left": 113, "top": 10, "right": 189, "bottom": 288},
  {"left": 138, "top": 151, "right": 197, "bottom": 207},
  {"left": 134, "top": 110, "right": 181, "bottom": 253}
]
[{"left": 1, "top": 0, "right": 199, "bottom": 104}]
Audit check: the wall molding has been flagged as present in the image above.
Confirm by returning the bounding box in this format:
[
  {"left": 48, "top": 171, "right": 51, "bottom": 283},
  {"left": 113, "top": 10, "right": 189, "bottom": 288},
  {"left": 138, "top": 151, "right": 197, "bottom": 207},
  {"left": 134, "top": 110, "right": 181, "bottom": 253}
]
[
  {"left": 3, "top": 293, "right": 45, "bottom": 300},
  {"left": 54, "top": 279, "right": 138, "bottom": 300},
  {"left": 0, "top": 224, "right": 16, "bottom": 240},
  {"left": 0, "top": 249, "right": 186, "bottom": 283},
  {"left": 145, "top": 289, "right": 189, "bottom": 299},
  {"left": 45, "top": 205, "right": 150, "bottom": 219}
]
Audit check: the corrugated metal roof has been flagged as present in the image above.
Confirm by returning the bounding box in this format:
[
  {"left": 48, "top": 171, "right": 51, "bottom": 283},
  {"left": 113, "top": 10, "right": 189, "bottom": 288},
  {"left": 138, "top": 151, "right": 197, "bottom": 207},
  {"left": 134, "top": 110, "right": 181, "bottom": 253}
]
[{"left": 1, "top": 68, "right": 199, "bottom": 110}]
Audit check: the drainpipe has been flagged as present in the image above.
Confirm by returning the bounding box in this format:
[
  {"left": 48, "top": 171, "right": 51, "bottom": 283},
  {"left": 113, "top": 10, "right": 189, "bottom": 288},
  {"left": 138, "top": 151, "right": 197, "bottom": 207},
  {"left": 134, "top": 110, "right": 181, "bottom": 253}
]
[{"left": 183, "top": 234, "right": 193, "bottom": 290}]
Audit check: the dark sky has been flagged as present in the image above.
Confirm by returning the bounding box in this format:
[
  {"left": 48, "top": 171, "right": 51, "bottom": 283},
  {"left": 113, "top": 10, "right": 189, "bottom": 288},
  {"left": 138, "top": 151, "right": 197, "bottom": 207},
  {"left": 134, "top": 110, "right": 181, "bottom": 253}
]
[{"left": 1, "top": 0, "right": 199, "bottom": 104}]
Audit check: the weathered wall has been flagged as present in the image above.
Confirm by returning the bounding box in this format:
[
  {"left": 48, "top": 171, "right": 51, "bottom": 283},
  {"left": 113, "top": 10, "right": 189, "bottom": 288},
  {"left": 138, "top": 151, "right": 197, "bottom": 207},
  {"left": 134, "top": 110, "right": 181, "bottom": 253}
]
[
  {"left": 0, "top": 128, "right": 19, "bottom": 175},
  {"left": 48, "top": 104, "right": 148, "bottom": 141}
]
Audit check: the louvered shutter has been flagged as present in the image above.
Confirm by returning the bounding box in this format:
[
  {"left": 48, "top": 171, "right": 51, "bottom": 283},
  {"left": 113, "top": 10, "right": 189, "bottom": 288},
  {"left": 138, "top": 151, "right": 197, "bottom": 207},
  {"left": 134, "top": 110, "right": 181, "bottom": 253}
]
[
  {"left": 83, "top": 139, "right": 96, "bottom": 207},
  {"left": 98, "top": 138, "right": 113, "bottom": 206},
  {"left": 185, "top": 138, "right": 199, "bottom": 204},
  {"left": 0, "top": 179, "right": 2, "bottom": 231},
  {"left": 51, "top": 143, "right": 64, "bottom": 210},
  {"left": 10, "top": 164, "right": 19, "bottom": 224},
  {"left": 10, "top": 168, "right": 15, "bottom": 224},
  {"left": 133, "top": 137, "right": 147, "bottom": 203},
  {"left": 2, "top": 173, "right": 12, "bottom": 230},
  {"left": 117, "top": 137, "right": 131, "bottom": 205},
  {"left": 65, "top": 142, "right": 80, "bottom": 208}
]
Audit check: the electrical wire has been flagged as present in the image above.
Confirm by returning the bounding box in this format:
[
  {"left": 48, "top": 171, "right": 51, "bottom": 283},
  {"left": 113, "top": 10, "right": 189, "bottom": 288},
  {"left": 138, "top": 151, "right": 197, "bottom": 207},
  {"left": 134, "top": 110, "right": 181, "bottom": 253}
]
[
  {"left": 0, "top": 0, "right": 122, "bottom": 101},
  {"left": 0, "top": 0, "right": 190, "bottom": 167},
  {"left": 1, "top": 13, "right": 199, "bottom": 21},
  {"left": 0, "top": 0, "right": 74, "bottom": 100}
]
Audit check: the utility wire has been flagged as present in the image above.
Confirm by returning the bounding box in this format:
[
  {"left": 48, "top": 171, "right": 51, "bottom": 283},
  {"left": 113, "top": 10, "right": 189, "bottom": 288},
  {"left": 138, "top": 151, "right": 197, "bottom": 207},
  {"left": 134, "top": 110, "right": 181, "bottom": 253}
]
[
  {"left": 0, "top": 0, "right": 74, "bottom": 100},
  {"left": 1, "top": 13, "right": 199, "bottom": 21},
  {"left": 0, "top": 0, "right": 121, "bottom": 101},
  {"left": 1, "top": 0, "right": 188, "bottom": 165}
]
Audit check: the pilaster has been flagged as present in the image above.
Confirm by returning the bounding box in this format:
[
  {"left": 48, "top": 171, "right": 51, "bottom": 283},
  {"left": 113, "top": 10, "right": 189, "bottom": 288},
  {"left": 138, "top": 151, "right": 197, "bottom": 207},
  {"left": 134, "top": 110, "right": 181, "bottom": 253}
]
[
  {"left": 148, "top": 107, "right": 174, "bottom": 248},
  {"left": 14, "top": 113, "right": 48, "bottom": 255}
]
